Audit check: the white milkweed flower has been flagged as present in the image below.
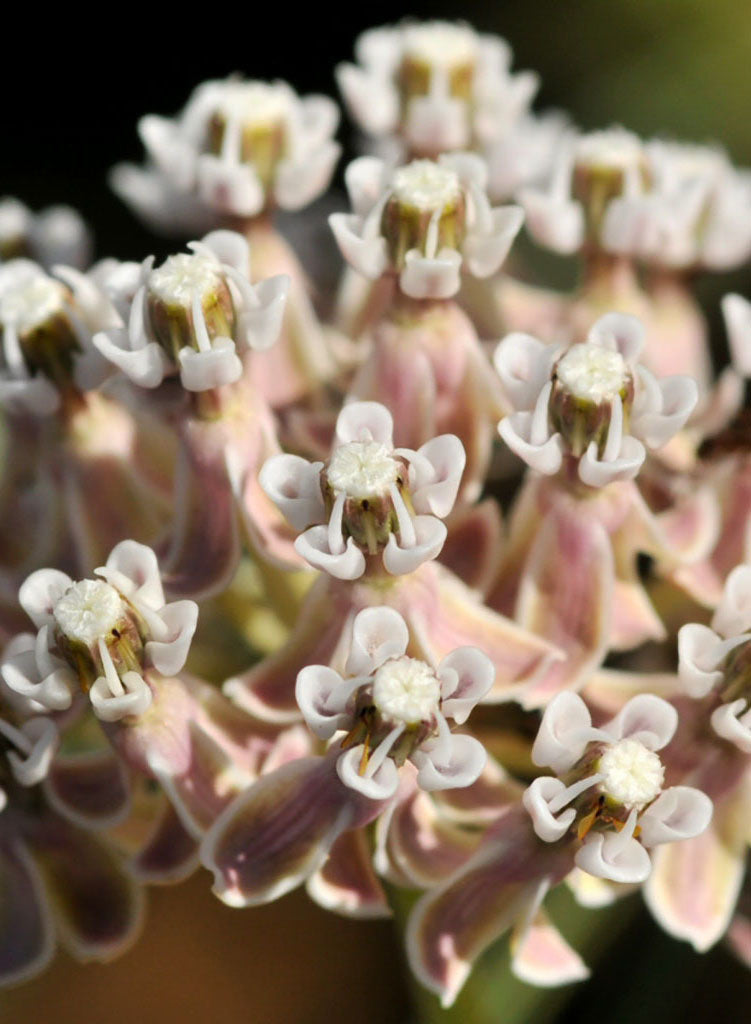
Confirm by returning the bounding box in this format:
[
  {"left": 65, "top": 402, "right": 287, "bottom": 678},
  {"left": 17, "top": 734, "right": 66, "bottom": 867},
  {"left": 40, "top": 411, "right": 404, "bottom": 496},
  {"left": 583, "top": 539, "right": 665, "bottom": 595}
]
[
  {"left": 92, "top": 230, "right": 288, "bottom": 392},
  {"left": 337, "top": 21, "right": 538, "bottom": 157},
  {"left": 330, "top": 153, "right": 523, "bottom": 300},
  {"left": 0, "top": 258, "right": 121, "bottom": 415},
  {"left": 519, "top": 126, "right": 647, "bottom": 254},
  {"left": 0, "top": 198, "right": 91, "bottom": 270},
  {"left": 295, "top": 606, "right": 493, "bottom": 800},
  {"left": 494, "top": 312, "right": 698, "bottom": 486},
  {"left": 603, "top": 140, "right": 751, "bottom": 272},
  {"left": 0, "top": 712, "right": 58, "bottom": 813},
  {"left": 1, "top": 541, "right": 198, "bottom": 723},
  {"left": 524, "top": 692, "right": 712, "bottom": 883},
  {"left": 678, "top": 565, "right": 751, "bottom": 752},
  {"left": 259, "top": 401, "right": 465, "bottom": 579},
  {"left": 112, "top": 78, "right": 340, "bottom": 227}
]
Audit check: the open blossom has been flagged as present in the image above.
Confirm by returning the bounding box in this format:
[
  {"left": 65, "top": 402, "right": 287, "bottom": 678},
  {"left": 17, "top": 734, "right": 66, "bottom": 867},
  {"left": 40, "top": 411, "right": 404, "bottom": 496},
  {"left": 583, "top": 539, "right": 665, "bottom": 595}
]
[
  {"left": 525, "top": 692, "right": 711, "bottom": 883},
  {"left": 330, "top": 153, "right": 523, "bottom": 300},
  {"left": 112, "top": 78, "right": 340, "bottom": 229},
  {"left": 260, "top": 401, "right": 465, "bottom": 579},
  {"left": 495, "top": 312, "right": 698, "bottom": 487},
  {"left": 0, "top": 699, "right": 143, "bottom": 986},
  {"left": 678, "top": 566, "right": 751, "bottom": 752},
  {"left": 2, "top": 540, "right": 197, "bottom": 721},
  {"left": 201, "top": 606, "right": 493, "bottom": 907},
  {"left": 337, "top": 21, "right": 538, "bottom": 158},
  {"left": 603, "top": 141, "right": 751, "bottom": 272},
  {"left": 0, "top": 197, "right": 91, "bottom": 270},
  {"left": 92, "top": 230, "right": 288, "bottom": 392},
  {"left": 0, "top": 258, "right": 120, "bottom": 415}
]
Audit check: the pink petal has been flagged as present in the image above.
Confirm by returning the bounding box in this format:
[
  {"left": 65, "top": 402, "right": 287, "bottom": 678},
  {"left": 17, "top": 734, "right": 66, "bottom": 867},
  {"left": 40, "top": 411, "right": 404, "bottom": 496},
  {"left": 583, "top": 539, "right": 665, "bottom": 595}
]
[
  {"left": 306, "top": 828, "right": 390, "bottom": 919},
  {"left": 510, "top": 907, "right": 589, "bottom": 987}
]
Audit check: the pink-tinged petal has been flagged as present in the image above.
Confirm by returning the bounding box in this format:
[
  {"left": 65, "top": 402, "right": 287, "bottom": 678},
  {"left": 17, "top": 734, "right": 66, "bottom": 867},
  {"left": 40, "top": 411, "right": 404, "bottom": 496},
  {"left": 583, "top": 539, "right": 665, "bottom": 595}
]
[
  {"left": 498, "top": 410, "right": 564, "bottom": 475},
  {"left": 342, "top": 155, "right": 388, "bottom": 218},
  {"left": 712, "top": 564, "right": 751, "bottom": 638},
  {"left": 259, "top": 454, "right": 325, "bottom": 531},
  {"left": 234, "top": 274, "right": 290, "bottom": 353},
  {"left": 639, "top": 787, "right": 713, "bottom": 846},
  {"left": 565, "top": 867, "right": 620, "bottom": 908},
  {"left": 408, "top": 435, "right": 466, "bottom": 519},
  {"left": 159, "top": 418, "right": 241, "bottom": 600},
  {"left": 514, "top": 506, "right": 614, "bottom": 708},
  {"left": 711, "top": 698, "right": 751, "bottom": 752},
  {"left": 645, "top": 793, "right": 747, "bottom": 951},
  {"left": 296, "top": 526, "right": 366, "bottom": 579},
  {"left": 438, "top": 647, "right": 495, "bottom": 725},
  {"left": 582, "top": 669, "right": 678, "bottom": 719},
  {"left": 18, "top": 568, "right": 73, "bottom": 629},
  {"left": 90, "top": 670, "right": 152, "bottom": 723},
  {"left": 196, "top": 156, "right": 265, "bottom": 218},
  {"left": 510, "top": 907, "right": 589, "bottom": 987},
  {"left": 575, "top": 832, "right": 652, "bottom": 884},
  {"left": 400, "top": 249, "right": 463, "bottom": 301},
  {"left": 27, "top": 820, "right": 144, "bottom": 964},
  {"left": 329, "top": 213, "right": 389, "bottom": 280},
  {"left": 200, "top": 755, "right": 367, "bottom": 907},
  {"left": 439, "top": 500, "right": 504, "bottom": 596},
  {"left": 138, "top": 114, "right": 195, "bottom": 188},
  {"left": 200, "top": 229, "right": 250, "bottom": 276},
  {"left": 523, "top": 777, "right": 577, "bottom": 842},
  {"left": 128, "top": 797, "right": 199, "bottom": 885},
  {"left": 413, "top": 734, "right": 487, "bottom": 792},
  {"left": 406, "top": 807, "right": 574, "bottom": 1007},
  {"left": 103, "top": 538, "right": 164, "bottom": 609},
  {"left": 224, "top": 577, "right": 350, "bottom": 723},
  {"left": 408, "top": 563, "right": 561, "bottom": 699},
  {"left": 345, "top": 606, "right": 409, "bottom": 675},
  {"left": 677, "top": 624, "right": 728, "bottom": 698},
  {"left": 1, "top": 633, "right": 74, "bottom": 712},
  {"left": 610, "top": 573, "right": 667, "bottom": 650},
  {"left": 306, "top": 828, "right": 390, "bottom": 919},
  {"left": 531, "top": 692, "right": 601, "bottom": 773},
  {"left": 588, "top": 312, "right": 645, "bottom": 364},
  {"left": 519, "top": 188, "right": 583, "bottom": 254},
  {"left": 91, "top": 329, "right": 168, "bottom": 388},
  {"left": 44, "top": 749, "right": 131, "bottom": 830},
  {"left": 463, "top": 206, "right": 525, "bottom": 278},
  {"left": 274, "top": 141, "right": 340, "bottom": 210},
  {"left": 493, "top": 332, "right": 558, "bottom": 412},
  {"left": 335, "top": 66, "right": 399, "bottom": 136},
  {"left": 146, "top": 600, "right": 198, "bottom": 677},
  {"left": 631, "top": 373, "right": 698, "bottom": 450},
  {"left": 578, "top": 436, "right": 646, "bottom": 487},
  {"left": 337, "top": 746, "right": 400, "bottom": 801},
  {"left": 336, "top": 401, "right": 394, "bottom": 446},
  {"left": 604, "top": 694, "right": 678, "bottom": 750},
  {"left": 382, "top": 516, "right": 447, "bottom": 575},
  {"left": 653, "top": 487, "right": 720, "bottom": 568},
  {"left": 0, "top": 840, "right": 55, "bottom": 987},
  {"left": 722, "top": 293, "right": 751, "bottom": 375},
  {"left": 295, "top": 664, "right": 350, "bottom": 739},
  {"left": 178, "top": 340, "right": 243, "bottom": 391}
]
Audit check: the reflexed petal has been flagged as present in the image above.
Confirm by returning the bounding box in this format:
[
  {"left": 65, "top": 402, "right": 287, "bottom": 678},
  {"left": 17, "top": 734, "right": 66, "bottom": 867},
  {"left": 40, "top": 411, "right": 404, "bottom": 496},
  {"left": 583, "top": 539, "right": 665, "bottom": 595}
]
[
  {"left": 129, "top": 797, "right": 199, "bottom": 884},
  {"left": 146, "top": 600, "right": 198, "bottom": 677},
  {"left": 259, "top": 454, "right": 326, "bottom": 531},
  {"left": 200, "top": 756, "right": 358, "bottom": 907},
  {"left": 523, "top": 777, "right": 576, "bottom": 842},
  {"left": 604, "top": 694, "right": 678, "bottom": 750},
  {"left": 677, "top": 624, "right": 729, "bottom": 698},
  {"left": 337, "top": 747, "right": 400, "bottom": 801},
  {"left": 335, "top": 401, "right": 394, "bottom": 446},
  {"left": 639, "top": 786, "right": 713, "bottom": 846},
  {"left": 463, "top": 206, "right": 524, "bottom": 278},
  {"left": 408, "top": 435, "right": 466, "bottom": 519},
  {"left": 103, "top": 539, "right": 164, "bottom": 610},
  {"left": 519, "top": 188, "right": 583, "bottom": 254},
  {"left": 296, "top": 526, "right": 366, "bottom": 579},
  {"left": 578, "top": 436, "right": 646, "bottom": 487},
  {"left": 510, "top": 907, "right": 589, "bottom": 987},
  {"left": 44, "top": 749, "right": 131, "bottom": 830},
  {"left": 711, "top": 699, "right": 751, "bottom": 753},
  {"left": 532, "top": 692, "right": 602, "bottom": 773},
  {"left": 178, "top": 340, "right": 243, "bottom": 391},
  {"left": 712, "top": 564, "right": 751, "bottom": 639},
  {"left": 493, "top": 331, "right": 558, "bottom": 412},
  {"left": 329, "top": 213, "right": 389, "bottom": 279},
  {"left": 345, "top": 606, "right": 409, "bottom": 675},
  {"left": 27, "top": 821, "right": 144, "bottom": 963},
  {"left": 19, "top": 568, "right": 73, "bottom": 628},
  {"left": 645, "top": 795, "right": 747, "bottom": 952},
  {"left": 382, "top": 515, "right": 447, "bottom": 575},
  {"left": 413, "top": 734, "right": 487, "bottom": 792},
  {"left": 438, "top": 647, "right": 495, "bottom": 725},
  {"left": 588, "top": 312, "right": 645, "bottom": 364},
  {"left": 306, "top": 828, "right": 390, "bottom": 919},
  {"left": 400, "top": 249, "right": 463, "bottom": 300},
  {"left": 499, "top": 411, "right": 563, "bottom": 475},
  {"left": 92, "top": 329, "right": 168, "bottom": 388},
  {"left": 438, "top": 500, "right": 504, "bottom": 596},
  {"left": 0, "top": 841, "right": 55, "bottom": 987},
  {"left": 196, "top": 156, "right": 265, "bottom": 218},
  {"left": 274, "top": 142, "right": 340, "bottom": 210},
  {"left": 295, "top": 664, "right": 350, "bottom": 739},
  {"left": 575, "top": 832, "right": 652, "bottom": 884}
]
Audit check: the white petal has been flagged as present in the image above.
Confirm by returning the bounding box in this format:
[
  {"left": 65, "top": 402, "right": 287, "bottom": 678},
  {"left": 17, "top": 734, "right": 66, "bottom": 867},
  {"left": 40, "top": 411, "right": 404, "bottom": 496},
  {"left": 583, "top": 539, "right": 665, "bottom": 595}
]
[
  {"left": 639, "top": 787, "right": 713, "bottom": 846},
  {"left": 408, "top": 435, "right": 466, "bottom": 519},
  {"left": 93, "top": 329, "right": 168, "bottom": 388},
  {"left": 603, "top": 694, "right": 678, "bottom": 750},
  {"left": 7, "top": 717, "right": 58, "bottom": 787},
  {"left": 295, "top": 527, "right": 366, "bottom": 580},
  {"left": 259, "top": 454, "right": 326, "bottom": 531},
  {"left": 498, "top": 412, "right": 563, "bottom": 475},
  {"left": 519, "top": 188, "right": 583, "bottom": 254},
  {"left": 710, "top": 700, "right": 751, "bottom": 753},
  {"left": 712, "top": 565, "right": 751, "bottom": 638},
  {"left": 335, "top": 65, "right": 399, "bottom": 136},
  {"left": 196, "top": 156, "right": 265, "bottom": 218},
  {"left": 532, "top": 692, "right": 601, "bottom": 773},
  {"left": 382, "top": 516, "right": 447, "bottom": 575},
  {"left": 296, "top": 665, "right": 350, "bottom": 739},
  {"left": 677, "top": 623, "right": 734, "bottom": 698},
  {"left": 90, "top": 670, "right": 153, "bottom": 723},
  {"left": 587, "top": 312, "right": 645, "bottom": 364},
  {"left": 578, "top": 436, "right": 645, "bottom": 488},
  {"left": 337, "top": 746, "right": 399, "bottom": 801},
  {"left": 336, "top": 401, "right": 393, "bottom": 446},
  {"left": 145, "top": 600, "right": 198, "bottom": 676},
  {"left": 575, "top": 832, "right": 652, "bottom": 884},
  {"left": 631, "top": 372, "right": 698, "bottom": 449},
  {"left": 235, "top": 274, "right": 289, "bottom": 352},
  {"left": 200, "top": 230, "right": 250, "bottom": 276},
  {"left": 274, "top": 142, "right": 340, "bottom": 210},
  {"left": 19, "top": 569, "right": 73, "bottom": 628},
  {"left": 179, "top": 339, "right": 243, "bottom": 391},
  {"left": 329, "top": 213, "right": 389, "bottom": 279},
  {"left": 345, "top": 606, "right": 409, "bottom": 676},
  {"left": 463, "top": 206, "right": 524, "bottom": 278},
  {"left": 493, "top": 332, "right": 558, "bottom": 411},
  {"left": 413, "top": 734, "right": 487, "bottom": 792},
  {"left": 101, "top": 540, "right": 165, "bottom": 609},
  {"left": 722, "top": 293, "right": 751, "bottom": 377},
  {"left": 399, "top": 249, "right": 462, "bottom": 300},
  {"left": 437, "top": 647, "right": 495, "bottom": 724},
  {"left": 522, "top": 777, "right": 576, "bottom": 842},
  {"left": 343, "top": 156, "right": 389, "bottom": 218}
]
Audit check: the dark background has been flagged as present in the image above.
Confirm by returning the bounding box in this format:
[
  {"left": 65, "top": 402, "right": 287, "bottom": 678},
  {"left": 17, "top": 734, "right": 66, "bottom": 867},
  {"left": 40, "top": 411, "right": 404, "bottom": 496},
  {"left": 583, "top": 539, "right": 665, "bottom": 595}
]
[{"left": 2, "top": 2, "right": 751, "bottom": 1021}]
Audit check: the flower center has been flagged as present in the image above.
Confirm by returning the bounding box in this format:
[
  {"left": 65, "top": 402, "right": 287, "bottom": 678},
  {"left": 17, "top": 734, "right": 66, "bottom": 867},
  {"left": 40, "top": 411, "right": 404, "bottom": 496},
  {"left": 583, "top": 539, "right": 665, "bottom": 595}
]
[
  {"left": 148, "top": 253, "right": 223, "bottom": 309},
  {"left": 391, "top": 160, "right": 462, "bottom": 212},
  {"left": 575, "top": 129, "right": 644, "bottom": 175},
  {"left": 372, "top": 656, "right": 441, "bottom": 726},
  {"left": 326, "top": 441, "right": 400, "bottom": 500},
  {"left": 53, "top": 580, "right": 124, "bottom": 646},
  {"left": 598, "top": 738, "right": 664, "bottom": 809},
  {"left": 555, "top": 343, "right": 628, "bottom": 404},
  {"left": 403, "top": 22, "right": 477, "bottom": 70},
  {"left": 0, "top": 273, "right": 67, "bottom": 335},
  {"left": 214, "top": 82, "right": 292, "bottom": 130}
]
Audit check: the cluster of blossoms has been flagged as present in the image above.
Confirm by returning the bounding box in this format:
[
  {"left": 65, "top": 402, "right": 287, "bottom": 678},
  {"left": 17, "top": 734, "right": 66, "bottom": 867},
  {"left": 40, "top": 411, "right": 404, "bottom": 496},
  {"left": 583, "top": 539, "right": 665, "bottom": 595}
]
[{"left": 3, "top": 16, "right": 751, "bottom": 1016}]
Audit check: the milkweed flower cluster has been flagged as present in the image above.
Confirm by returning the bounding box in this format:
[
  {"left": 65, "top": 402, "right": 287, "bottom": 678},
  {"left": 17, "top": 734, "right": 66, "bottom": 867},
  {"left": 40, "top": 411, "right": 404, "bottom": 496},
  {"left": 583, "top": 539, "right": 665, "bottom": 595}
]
[{"left": 2, "top": 15, "right": 751, "bottom": 1014}]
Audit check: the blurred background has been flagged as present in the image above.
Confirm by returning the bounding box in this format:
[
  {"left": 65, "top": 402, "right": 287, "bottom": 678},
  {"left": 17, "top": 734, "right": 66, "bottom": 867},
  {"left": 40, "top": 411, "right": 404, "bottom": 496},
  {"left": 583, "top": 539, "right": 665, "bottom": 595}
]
[{"left": 2, "top": 1, "right": 751, "bottom": 1020}]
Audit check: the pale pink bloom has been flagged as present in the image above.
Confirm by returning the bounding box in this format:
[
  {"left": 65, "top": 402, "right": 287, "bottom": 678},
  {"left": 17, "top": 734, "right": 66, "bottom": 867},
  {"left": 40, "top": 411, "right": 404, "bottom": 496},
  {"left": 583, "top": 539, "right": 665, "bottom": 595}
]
[
  {"left": 337, "top": 21, "right": 538, "bottom": 158},
  {"left": 0, "top": 198, "right": 91, "bottom": 270},
  {"left": 111, "top": 78, "right": 340, "bottom": 225},
  {"left": 330, "top": 153, "right": 523, "bottom": 301}
]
